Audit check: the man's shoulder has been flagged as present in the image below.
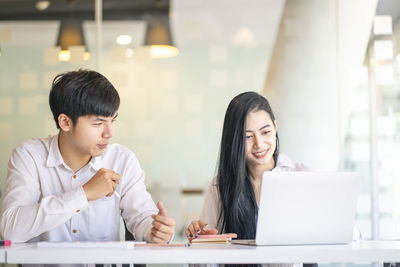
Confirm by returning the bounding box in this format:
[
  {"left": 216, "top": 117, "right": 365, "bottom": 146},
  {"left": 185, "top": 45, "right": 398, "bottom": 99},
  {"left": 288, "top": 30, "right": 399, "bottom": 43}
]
[
  {"left": 9, "top": 136, "right": 55, "bottom": 166},
  {"left": 13, "top": 136, "right": 52, "bottom": 156},
  {"left": 100, "top": 143, "right": 141, "bottom": 172},
  {"left": 105, "top": 143, "right": 133, "bottom": 154},
  {"left": 103, "top": 143, "right": 137, "bottom": 160}
]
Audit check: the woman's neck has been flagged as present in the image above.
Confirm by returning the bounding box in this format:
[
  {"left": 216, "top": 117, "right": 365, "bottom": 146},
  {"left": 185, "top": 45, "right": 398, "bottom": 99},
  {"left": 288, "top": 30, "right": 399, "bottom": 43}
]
[
  {"left": 248, "top": 158, "right": 275, "bottom": 204},
  {"left": 248, "top": 158, "right": 275, "bottom": 182}
]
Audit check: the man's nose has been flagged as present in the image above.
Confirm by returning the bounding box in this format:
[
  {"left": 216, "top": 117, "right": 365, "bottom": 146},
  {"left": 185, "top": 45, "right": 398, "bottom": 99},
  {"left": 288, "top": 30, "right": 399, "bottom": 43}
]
[{"left": 102, "top": 123, "right": 114, "bottom": 138}]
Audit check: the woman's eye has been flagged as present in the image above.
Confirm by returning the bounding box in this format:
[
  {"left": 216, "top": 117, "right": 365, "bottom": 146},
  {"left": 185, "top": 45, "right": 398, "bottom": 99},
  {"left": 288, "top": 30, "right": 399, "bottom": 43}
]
[
  {"left": 246, "top": 135, "right": 253, "bottom": 139},
  {"left": 93, "top": 123, "right": 102, "bottom": 126},
  {"left": 262, "top": 131, "right": 270, "bottom": 135}
]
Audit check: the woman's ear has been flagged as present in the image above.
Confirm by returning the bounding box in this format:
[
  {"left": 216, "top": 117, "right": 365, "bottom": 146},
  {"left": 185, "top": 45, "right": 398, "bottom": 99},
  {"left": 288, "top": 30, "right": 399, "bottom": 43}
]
[
  {"left": 274, "top": 120, "right": 278, "bottom": 130},
  {"left": 58, "top": 114, "right": 73, "bottom": 132}
]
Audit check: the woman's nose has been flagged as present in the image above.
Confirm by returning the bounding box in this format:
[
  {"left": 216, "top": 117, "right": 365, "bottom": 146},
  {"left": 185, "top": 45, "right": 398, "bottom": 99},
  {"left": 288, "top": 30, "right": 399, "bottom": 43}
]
[{"left": 253, "top": 134, "right": 261, "bottom": 148}]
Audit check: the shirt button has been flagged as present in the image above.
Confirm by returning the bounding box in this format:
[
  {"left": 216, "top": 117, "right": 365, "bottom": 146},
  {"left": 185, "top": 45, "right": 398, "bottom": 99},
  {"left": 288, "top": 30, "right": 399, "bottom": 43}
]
[
  {"left": 73, "top": 175, "right": 77, "bottom": 179},
  {"left": 76, "top": 209, "right": 80, "bottom": 213},
  {"left": 72, "top": 229, "right": 77, "bottom": 234}
]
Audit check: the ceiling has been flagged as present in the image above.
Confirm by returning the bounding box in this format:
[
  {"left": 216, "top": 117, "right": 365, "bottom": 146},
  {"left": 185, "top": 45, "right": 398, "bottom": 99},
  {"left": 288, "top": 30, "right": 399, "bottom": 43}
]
[
  {"left": 0, "top": 0, "right": 398, "bottom": 24},
  {"left": 0, "top": 0, "right": 398, "bottom": 26},
  {"left": 0, "top": 0, "right": 169, "bottom": 21},
  {"left": 376, "top": 0, "right": 400, "bottom": 26},
  {"left": 0, "top": 0, "right": 285, "bottom": 48}
]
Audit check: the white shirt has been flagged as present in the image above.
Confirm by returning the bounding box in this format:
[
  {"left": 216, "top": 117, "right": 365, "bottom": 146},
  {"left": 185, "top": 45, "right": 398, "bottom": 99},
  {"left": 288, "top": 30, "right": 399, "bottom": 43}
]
[{"left": 0, "top": 134, "right": 158, "bottom": 244}]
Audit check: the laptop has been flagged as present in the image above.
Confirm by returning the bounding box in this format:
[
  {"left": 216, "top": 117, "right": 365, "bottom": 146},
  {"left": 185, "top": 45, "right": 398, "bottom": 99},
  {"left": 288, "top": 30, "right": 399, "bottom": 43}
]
[{"left": 231, "top": 171, "right": 360, "bottom": 246}]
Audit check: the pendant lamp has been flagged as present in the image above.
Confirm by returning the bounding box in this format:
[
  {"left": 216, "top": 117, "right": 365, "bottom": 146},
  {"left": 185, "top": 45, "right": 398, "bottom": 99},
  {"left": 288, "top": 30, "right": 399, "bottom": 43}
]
[
  {"left": 144, "top": 15, "right": 178, "bottom": 58},
  {"left": 56, "top": 18, "right": 90, "bottom": 61}
]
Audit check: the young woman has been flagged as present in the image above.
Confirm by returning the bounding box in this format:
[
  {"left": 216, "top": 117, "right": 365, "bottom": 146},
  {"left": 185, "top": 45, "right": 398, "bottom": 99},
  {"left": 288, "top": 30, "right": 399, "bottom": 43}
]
[{"left": 186, "top": 91, "right": 308, "bottom": 240}]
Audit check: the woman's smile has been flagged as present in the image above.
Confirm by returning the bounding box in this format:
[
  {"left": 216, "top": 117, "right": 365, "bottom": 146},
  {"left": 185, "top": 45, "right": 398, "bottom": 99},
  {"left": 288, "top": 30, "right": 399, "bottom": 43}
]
[{"left": 253, "top": 149, "right": 268, "bottom": 158}]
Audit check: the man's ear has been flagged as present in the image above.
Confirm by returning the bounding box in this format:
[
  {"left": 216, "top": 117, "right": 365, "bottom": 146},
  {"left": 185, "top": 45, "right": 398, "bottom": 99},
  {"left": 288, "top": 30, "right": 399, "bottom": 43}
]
[{"left": 58, "top": 114, "right": 73, "bottom": 132}]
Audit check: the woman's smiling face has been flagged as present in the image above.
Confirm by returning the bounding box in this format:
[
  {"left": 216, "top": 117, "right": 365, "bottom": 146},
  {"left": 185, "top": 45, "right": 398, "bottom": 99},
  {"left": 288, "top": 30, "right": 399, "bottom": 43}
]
[{"left": 245, "top": 110, "right": 277, "bottom": 171}]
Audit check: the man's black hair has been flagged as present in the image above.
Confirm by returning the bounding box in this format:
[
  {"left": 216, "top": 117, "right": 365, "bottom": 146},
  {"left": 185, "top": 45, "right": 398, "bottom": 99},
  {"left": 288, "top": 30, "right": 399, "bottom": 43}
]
[{"left": 49, "top": 69, "right": 120, "bottom": 129}]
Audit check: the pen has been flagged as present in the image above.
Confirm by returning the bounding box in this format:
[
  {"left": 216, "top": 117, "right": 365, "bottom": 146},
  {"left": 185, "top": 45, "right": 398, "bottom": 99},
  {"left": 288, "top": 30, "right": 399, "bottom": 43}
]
[
  {"left": 114, "top": 191, "right": 121, "bottom": 199},
  {"left": 0, "top": 240, "right": 11, "bottom": 246}
]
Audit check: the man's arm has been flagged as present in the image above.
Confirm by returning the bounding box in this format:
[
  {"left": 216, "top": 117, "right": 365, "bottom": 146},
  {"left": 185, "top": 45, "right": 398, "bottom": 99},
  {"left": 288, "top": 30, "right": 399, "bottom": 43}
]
[
  {"left": 119, "top": 152, "right": 175, "bottom": 243},
  {"left": 0, "top": 146, "right": 89, "bottom": 242}
]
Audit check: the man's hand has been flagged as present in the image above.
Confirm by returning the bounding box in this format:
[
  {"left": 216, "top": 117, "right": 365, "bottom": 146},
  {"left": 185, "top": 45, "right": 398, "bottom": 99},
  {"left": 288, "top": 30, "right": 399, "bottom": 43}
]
[
  {"left": 150, "top": 201, "right": 176, "bottom": 243},
  {"left": 82, "top": 168, "right": 120, "bottom": 201}
]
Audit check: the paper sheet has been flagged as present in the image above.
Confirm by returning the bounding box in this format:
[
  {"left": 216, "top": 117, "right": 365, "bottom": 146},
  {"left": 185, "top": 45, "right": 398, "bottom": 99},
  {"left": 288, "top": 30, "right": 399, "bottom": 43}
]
[{"left": 37, "top": 241, "right": 140, "bottom": 248}]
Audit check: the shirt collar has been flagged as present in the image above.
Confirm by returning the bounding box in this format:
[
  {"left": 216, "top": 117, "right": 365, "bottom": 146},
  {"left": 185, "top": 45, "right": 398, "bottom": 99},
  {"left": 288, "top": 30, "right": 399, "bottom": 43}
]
[
  {"left": 46, "top": 134, "right": 104, "bottom": 171},
  {"left": 89, "top": 155, "right": 103, "bottom": 171},
  {"left": 46, "top": 134, "right": 64, "bottom": 168},
  {"left": 273, "top": 153, "right": 296, "bottom": 171}
]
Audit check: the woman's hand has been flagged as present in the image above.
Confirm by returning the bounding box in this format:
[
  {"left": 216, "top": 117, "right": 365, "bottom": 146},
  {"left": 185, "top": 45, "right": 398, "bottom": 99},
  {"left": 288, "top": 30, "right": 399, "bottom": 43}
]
[{"left": 185, "top": 219, "right": 218, "bottom": 239}]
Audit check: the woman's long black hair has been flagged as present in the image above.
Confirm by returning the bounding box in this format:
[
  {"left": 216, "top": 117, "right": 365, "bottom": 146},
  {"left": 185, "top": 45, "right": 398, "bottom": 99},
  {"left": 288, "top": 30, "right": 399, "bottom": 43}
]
[
  {"left": 217, "top": 92, "right": 279, "bottom": 267},
  {"left": 217, "top": 91, "right": 280, "bottom": 240}
]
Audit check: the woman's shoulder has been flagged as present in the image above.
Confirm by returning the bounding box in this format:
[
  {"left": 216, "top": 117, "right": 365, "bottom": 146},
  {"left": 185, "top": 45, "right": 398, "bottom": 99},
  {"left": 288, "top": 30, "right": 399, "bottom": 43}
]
[
  {"left": 275, "top": 153, "right": 310, "bottom": 171},
  {"left": 204, "top": 176, "right": 222, "bottom": 202},
  {"left": 208, "top": 176, "right": 219, "bottom": 190}
]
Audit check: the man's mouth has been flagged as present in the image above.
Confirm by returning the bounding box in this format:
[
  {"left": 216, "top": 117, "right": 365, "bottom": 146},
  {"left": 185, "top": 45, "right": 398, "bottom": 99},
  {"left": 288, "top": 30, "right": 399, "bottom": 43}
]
[{"left": 97, "top": 144, "right": 108, "bottom": 150}]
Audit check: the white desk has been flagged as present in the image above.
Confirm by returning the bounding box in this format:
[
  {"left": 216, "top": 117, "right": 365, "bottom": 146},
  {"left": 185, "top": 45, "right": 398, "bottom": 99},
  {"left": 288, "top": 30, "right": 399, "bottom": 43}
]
[
  {"left": 0, "top": 248, "right": 5, "bottom": 263},
  {"left": 5, "top": 241, "right": 400, "bottom": 264}
]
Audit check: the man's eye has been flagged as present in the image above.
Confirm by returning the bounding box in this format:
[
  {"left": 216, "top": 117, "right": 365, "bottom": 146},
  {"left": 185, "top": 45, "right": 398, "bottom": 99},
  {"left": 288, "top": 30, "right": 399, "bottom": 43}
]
[{"left": 93, "top": 123, "right": 102, "bottom": 126}]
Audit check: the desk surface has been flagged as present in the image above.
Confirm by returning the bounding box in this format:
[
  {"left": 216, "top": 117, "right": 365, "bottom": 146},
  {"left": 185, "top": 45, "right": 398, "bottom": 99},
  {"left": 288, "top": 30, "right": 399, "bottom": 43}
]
[
  {"left": 5, "top": 240, "right": 400, "bottom": 264},
  {"left": 0, "top": 247, "right": 5, "bottom": 263}
]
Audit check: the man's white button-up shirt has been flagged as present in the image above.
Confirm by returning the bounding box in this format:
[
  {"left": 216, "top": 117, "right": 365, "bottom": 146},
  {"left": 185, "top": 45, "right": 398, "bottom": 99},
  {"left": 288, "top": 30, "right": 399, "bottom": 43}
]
[{"left": 0, "top": 134, "right": 158, "bottom": 243}]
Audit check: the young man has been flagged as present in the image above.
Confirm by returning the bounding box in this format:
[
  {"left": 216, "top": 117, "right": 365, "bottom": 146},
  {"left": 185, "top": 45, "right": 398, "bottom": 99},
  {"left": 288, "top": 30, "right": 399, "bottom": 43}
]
[{"left": 0, "top": 70, "right": 175, "bottom": 244}]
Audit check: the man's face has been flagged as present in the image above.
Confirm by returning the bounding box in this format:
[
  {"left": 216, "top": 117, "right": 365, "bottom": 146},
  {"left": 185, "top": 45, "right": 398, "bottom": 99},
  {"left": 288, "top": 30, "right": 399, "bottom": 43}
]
[{"left": 67, "top": 113, "right": 118, "bottom": 158}]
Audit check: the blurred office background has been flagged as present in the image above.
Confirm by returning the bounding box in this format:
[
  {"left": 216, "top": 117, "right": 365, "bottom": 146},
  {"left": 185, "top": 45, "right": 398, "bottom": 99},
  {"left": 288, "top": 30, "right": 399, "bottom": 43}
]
[{"left": 0, "top": 0, "right": 399, "bottom": 265}]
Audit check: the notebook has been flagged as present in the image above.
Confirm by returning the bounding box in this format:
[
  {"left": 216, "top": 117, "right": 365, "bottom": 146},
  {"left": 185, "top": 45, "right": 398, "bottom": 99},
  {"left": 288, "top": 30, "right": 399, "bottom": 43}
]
[
  {"left": 190, "top": 233, "right": 237, "bottom": 244},
  {"left": 231, "top": 171, "right": 360, "bottom": 246}
]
